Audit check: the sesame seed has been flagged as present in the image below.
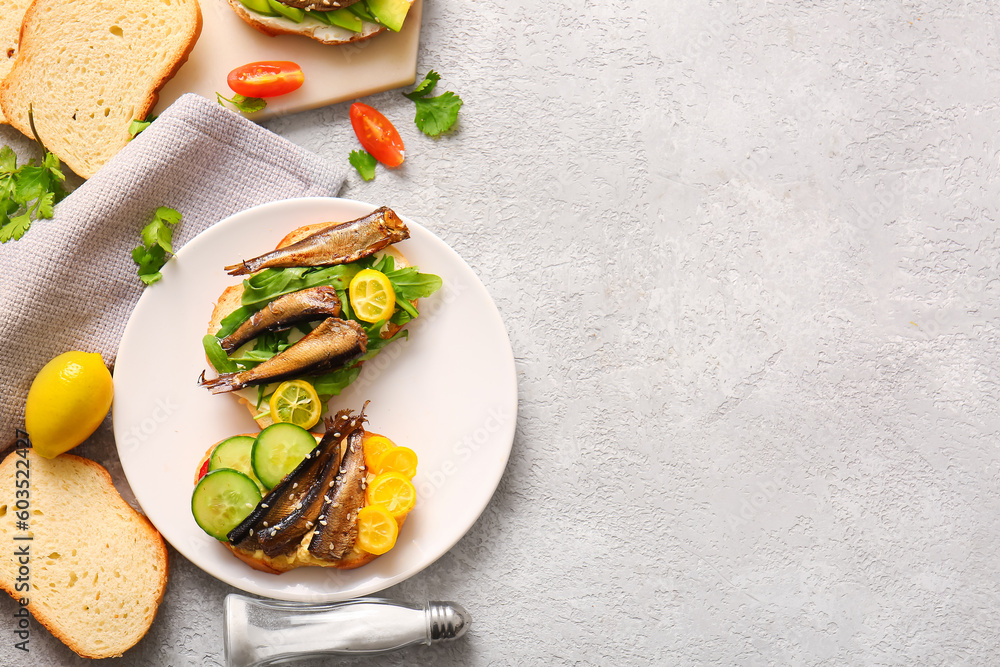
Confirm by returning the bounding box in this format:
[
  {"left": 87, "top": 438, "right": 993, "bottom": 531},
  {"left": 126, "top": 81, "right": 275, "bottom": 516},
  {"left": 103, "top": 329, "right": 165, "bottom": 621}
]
[{"left": 263, "top": 521, "right": 269, "bottom": 527}]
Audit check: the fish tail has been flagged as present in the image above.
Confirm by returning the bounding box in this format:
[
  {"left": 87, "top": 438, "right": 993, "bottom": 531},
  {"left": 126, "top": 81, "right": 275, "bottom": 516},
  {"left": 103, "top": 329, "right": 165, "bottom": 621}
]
[
  {"left": 224, "top": 261, "right": 251, "bottom": 276},
  {"left": 198, "top": 370, "right": 242, "bottom": 394}
]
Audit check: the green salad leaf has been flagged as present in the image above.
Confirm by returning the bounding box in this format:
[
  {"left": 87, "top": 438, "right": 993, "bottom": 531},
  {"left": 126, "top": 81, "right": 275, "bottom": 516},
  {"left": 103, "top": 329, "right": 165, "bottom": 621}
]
[
  {"left": 349, "top": 150, "right": 377, "bottom": 181},
  {"left": 403, "top": 70, "right": 463, "bottom": 137}
]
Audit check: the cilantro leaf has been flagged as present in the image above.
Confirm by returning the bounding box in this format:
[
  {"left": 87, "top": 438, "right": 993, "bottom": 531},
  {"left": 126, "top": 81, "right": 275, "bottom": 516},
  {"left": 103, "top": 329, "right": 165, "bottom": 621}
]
[
  {"left": 217, "top": 92, "right": 267, "bottom": 114},
  {"left": 349, "top": 149, "right": 377, "bottom": 181},
  {"left": 0, "top": 146, "right": 67, "bottom": 243},
  {"left": 132, "top": 207, "right": 182, "bottom": 285},
  {"left": 403, "top": 70, "right": 463, "bottom": 137}
]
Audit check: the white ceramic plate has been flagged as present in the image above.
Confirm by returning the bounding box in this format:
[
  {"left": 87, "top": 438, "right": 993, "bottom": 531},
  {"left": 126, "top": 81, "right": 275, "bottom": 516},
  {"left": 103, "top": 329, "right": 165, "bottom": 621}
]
[{"left": 113, "top": 198, "right": 517, "bottom": 601}]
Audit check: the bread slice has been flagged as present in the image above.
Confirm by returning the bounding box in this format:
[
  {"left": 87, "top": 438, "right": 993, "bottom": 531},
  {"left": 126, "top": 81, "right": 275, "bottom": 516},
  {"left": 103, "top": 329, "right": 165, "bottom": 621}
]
[
  {"left": 225, "top": 0, "right": 395, "bottom": 44},
  {"left": 208, "top": 221, "right": 411, "bottom": 429},
  {"left": 0, "top": 449, "right": 168, "bottom": 659},
  {"left": 0, "top": 0, "right": 202, "bottom": 178},
  {"left": 0, "top": 0, "right": 32, "bottom": 125}
]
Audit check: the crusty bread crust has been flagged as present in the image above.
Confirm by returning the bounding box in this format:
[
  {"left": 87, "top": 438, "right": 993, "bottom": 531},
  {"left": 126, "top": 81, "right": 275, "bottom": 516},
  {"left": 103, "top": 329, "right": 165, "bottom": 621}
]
[
  {"left": 0, "top": 0, "right": 202, "bottom": 177},
  {"left": 195, "top": 432, "right": 402, "bottom": 572},
  {"left": 225, "top": 0, "right": 390, "bottom": 44},
  {"left": 208, "top": 220, "right": 411, "bottom": 428},
  {"left": 0, "top": 450, "right": 168, "bottom": 659},
  {"left": 0, "top": 0, "right": 32, "bottom": 125}
]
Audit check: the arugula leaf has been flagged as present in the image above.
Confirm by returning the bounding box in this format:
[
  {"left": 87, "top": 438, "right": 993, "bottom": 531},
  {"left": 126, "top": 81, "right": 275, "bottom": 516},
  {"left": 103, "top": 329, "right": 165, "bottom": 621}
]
[
  {"left": 129, "top": 116, "right": 157, "bottom": 138},
  {"left": 217, "top": 92, "right": 267, "bottom": 114},
  {"left": 216, "top": 305, "right": 257, "bottom": 339},
  {"left": 202, "top": 335, "right": 239, "bottom": 373},
  {"left": 240, "top": 264, "right": 362, "bottom": 309},
  {"left": 403, "top": 70, "right": 463, "bottom": 137},
  {"left": 349, "top": 149, "right": 377, "bottom": 181},
  {"left": 0, "top": 145, "right": 67, "bottom": 243},
  {"left": 311, "top": 365, "right": 362, "bottom": 399},
  {"left": 132, "top": 207, "right": 182, "bottom": 285}
]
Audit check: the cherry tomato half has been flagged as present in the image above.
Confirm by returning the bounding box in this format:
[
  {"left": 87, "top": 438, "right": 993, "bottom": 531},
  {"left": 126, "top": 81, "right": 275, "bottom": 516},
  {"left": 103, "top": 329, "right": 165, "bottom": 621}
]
[
  {"left": 350, "top": 102, "right": 405, "bottom": 167},
  {"left": 227, "top": 61, "right": 304, "bottom": 98}
]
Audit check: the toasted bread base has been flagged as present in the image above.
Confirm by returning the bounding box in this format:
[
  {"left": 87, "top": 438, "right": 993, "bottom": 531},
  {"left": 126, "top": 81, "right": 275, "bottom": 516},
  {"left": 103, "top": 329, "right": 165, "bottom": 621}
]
[
  {"left": 196, "top": 432, "right": 401, "bottom": 572},
  {"left": 207, "top": 220, "right": 411, "bottom": 429}
]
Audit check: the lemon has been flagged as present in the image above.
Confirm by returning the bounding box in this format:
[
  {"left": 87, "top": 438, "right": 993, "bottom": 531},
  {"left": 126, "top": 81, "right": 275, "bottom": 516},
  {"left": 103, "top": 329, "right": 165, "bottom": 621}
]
[
  {"left": 268, "top": 380, "right": 322, "bottom": 429},
  {"left": 25, "top": 351, "right": 113, "bottom": 458},
  {"left": 349, "top": 268, "right": 396, "bottom": 323}
]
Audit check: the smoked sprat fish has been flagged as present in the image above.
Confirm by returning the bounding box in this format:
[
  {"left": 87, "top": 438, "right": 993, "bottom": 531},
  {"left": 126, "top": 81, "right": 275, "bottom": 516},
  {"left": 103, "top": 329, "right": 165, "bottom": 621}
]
[
  {"left": 219, "top": 286, "right": 342, "bottom": 353},
  {"left": 307, "top": 407, "right": 369, "bottom": 560},
  {"left": 228, "top": 410, "right": 366, "bottom": 558},
  {"left": 199, "top": 318, "right": 367, "bottom": 394},
  {"left": 225, "top": 206, "right": 409, "bottom": 276}
]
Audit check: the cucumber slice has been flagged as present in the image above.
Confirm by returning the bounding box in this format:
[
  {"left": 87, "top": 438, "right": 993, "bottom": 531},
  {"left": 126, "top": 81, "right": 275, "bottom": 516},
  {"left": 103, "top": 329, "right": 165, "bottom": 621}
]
[
  {"left": 192, "top": 470, "right": 262, "bottom": 541},
  {"left": 252, "top": 423, "right": 320, "bottom": 489},
  {"left": 267, "top": 0, "right": 306, "bottom": 22},
  {"left": 209, "top": 436, "right": 264, "bottom": 490}
]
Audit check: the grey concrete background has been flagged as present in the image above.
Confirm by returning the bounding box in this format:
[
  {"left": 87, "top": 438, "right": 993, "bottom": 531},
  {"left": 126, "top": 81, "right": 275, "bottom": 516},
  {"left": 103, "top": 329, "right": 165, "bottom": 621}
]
[{"left": 3, "top": 0, "right": 1000, "bottom": 664}]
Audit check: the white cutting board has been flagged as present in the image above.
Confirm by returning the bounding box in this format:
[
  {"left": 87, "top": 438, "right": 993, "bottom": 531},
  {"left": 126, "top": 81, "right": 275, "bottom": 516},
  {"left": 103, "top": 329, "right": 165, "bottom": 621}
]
[{"left": 155, "top": 0, "right": 423, "bottom": 120}]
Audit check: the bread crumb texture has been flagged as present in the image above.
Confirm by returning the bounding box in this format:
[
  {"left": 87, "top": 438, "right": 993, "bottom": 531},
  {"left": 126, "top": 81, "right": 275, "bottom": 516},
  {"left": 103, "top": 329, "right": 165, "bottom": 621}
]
[
  {"left": 0, "top": 0, "right": 201, "bottom": 177},
  {"left": 0, "top": 450, "right": 168, "bottom": 659}
]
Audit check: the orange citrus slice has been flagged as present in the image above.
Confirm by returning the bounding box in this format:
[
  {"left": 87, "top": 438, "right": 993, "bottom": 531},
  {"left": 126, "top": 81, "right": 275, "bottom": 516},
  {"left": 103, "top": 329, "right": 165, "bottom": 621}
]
[
  {"left": 365, "top": 472, "right": 417, "bottom": 518},
  {"left": 356, "top": 505, "right": 398, "bottom": 555},
  {"left": 374, "top": 446, "right": 418, "bottom": 478},
  {"left": 363, "top": 435, "right": 396, "bottom": 471}
]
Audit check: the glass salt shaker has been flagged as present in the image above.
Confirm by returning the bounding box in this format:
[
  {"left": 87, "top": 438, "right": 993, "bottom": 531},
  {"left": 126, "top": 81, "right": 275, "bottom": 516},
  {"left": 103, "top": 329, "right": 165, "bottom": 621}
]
[{"left": 224, "top": 594, "right": 471, "bottom": 667}]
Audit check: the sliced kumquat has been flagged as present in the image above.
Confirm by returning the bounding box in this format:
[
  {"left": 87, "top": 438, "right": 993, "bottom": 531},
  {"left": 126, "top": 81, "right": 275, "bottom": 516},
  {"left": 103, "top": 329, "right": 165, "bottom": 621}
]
[
  {"left": 363, "top": 435, "right": 396, "bottom": 471},
  {"left": 356, "top": 505, "right": 398, "bottom": 555},
  {"left": 365, "top": 472, "right": 417, "bottom": 518},
  {"left": 374, "top": 446, "right": 418, "bottom": 478}
]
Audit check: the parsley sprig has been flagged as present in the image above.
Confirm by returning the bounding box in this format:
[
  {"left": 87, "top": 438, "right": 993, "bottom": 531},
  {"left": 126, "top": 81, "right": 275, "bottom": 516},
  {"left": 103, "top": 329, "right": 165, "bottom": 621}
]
[
  {"left": 217, "top": 92, "right": 267, "bottom": 114},
  {"left": 131, "top": 207, "right": 182, "bottom": 285},
  {"left": 349, "top": 149, "right": 377, "bottom": 181},
  {"left": 0, "top": 146, "right": 67, "bottom": 243},
  {"left": 403, "top": 70, "right": 463, "bottom": 137}
]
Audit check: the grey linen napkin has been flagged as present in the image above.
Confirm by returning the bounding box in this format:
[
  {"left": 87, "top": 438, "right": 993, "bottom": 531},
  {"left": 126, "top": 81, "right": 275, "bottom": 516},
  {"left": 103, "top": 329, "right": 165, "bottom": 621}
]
[{"left": 0, "top": 93, "right": 346, "bottom": 443}]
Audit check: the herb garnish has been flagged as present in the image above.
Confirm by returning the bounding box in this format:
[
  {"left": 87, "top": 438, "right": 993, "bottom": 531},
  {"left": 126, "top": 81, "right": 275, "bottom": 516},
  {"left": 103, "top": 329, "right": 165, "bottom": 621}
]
[
  {"left": 403, "top": 70, "right": 463, "bottom": 137},
  {"left": 0, "top": 146, "right": 67, "bottom": 243},
  {"left": 349, "top": 149, "right": 377, "bottom": 181},
  {"left": 131, "top": 206, "right": 182, "bottom": 285},
  {"left": 217, "top": 92, "right": 267, "bottom": 114}
]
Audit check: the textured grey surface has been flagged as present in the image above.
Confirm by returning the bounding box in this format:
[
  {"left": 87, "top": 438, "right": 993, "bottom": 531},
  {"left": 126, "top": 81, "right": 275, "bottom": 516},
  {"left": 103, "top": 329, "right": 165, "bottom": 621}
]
[{"left": 2, "top": 0, "right": 1000, "bottom": 664}]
